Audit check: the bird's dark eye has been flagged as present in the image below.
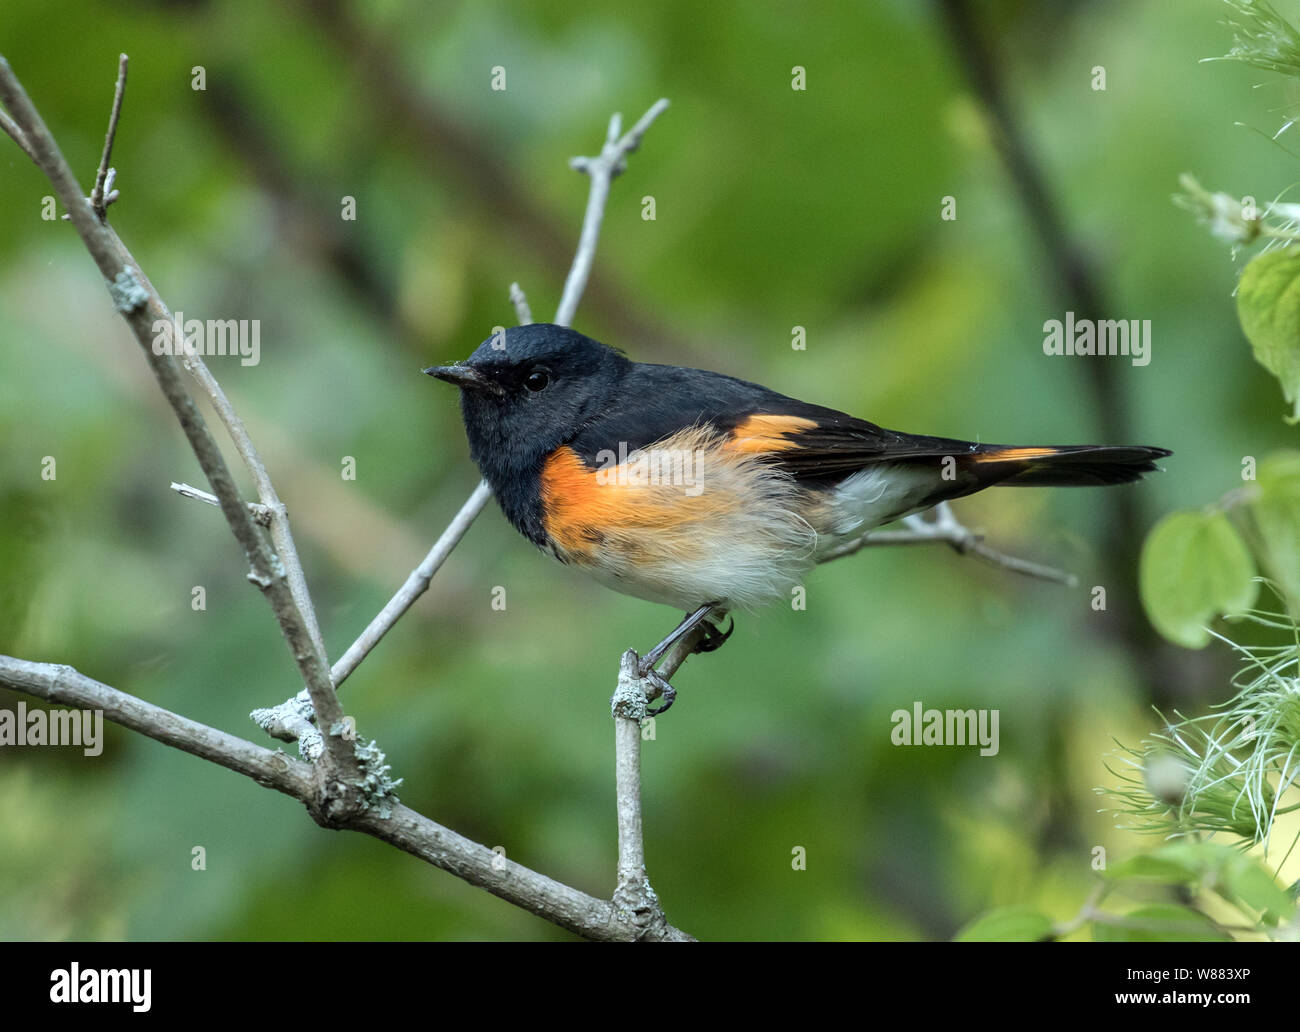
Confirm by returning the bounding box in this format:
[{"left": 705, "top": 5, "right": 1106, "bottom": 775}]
[{"left": 525, "top": 369, "right": 550, "bottom": 392}]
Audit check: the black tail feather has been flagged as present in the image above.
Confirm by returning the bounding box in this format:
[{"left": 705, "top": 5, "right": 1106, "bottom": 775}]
[{"left": 974, "top": 444, "right": 1172, "bottom": 487}]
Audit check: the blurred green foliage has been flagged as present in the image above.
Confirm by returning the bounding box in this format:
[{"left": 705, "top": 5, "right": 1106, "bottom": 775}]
[{"left": 3, "top": 0, "right": 1299, "bottom": 940}]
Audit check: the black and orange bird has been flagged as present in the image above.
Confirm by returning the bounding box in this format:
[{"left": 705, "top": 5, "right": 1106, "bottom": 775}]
[{"left": 428, "top": 324, "right": 1169, "bottom": 712}]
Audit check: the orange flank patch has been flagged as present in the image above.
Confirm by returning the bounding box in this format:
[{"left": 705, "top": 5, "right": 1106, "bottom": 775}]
[
  {"left": 540, "top": 445, "right": 676, "bottom": 552},
  {"left": 724, "top": 414, "right": 818, "bottom": 454},
  {"left": 539, "top": 430, "right": 748, "bottom": 557},
  {"left": 972, "top": 446, "right": 1061, "bottom": 464}
]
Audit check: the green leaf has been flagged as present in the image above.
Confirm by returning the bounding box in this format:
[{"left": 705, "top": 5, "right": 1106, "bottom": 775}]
[
  {"left": 1109, "top": 843, "right": 1294, "bottom": 924},
  {"left": 1253, "top": 452, "right": 1300, "bottom": 613},
  {"left": 1093, "top": 904, "right": 1230, "bottom": 942},
  {"left": 954, "top": 905, "right": 1054, "bottom": 942},
  {"left": 1236, "top": 247, "right": 1300, "bottom": 423},
  {"left": 1219, "top": 852, "right": 1297, "bottom": 919},
  {"left": 1104, "top": 843, "right": 1211, "bottom": 884},
  {"left": 1139, "top": 510, "right": 1259, "bottom": 648}
]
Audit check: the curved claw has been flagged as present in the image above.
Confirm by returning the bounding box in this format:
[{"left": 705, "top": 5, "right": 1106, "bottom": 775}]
[
  {"left": 692, "top": 616, "right": 734, "bottom": 654},
  {"left": 635, "top": 604, "right": 729, "bottom": 716},
  {"left": 645, "top": 670, "right": 677, "bottom": 716}
]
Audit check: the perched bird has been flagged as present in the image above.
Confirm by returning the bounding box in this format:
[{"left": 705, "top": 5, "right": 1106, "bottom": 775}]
[{"left": 428, "top": 324, "right": 1169, "bottom": 712}]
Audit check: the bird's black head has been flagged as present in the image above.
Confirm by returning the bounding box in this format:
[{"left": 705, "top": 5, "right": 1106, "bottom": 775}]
[{"left": 425, "top": 324, "right": 629, "bottom": 538}]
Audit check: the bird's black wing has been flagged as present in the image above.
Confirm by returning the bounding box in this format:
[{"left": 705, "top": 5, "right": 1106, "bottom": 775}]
[
  {"left": 567, "top": 361, "right": 1169, "bottom": 488},
  {"left": 566, "top": 361, "right": 978, "bottom": 482}
]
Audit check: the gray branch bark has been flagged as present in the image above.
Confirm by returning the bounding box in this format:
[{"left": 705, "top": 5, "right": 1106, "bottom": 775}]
[
  {"left": 0, "top": 57, "right": 361, "bottom": 809},
  {"left": 0, "top": 655, "right": 691, "bottom": 941},
  {"left": 0, "top": 52, "right": 690, "bottom": 941}
]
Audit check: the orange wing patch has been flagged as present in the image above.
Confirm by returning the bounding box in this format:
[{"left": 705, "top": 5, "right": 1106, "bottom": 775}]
[
  {"left": 724, "top": 414, "right": 818, "bottom": 455},
  {"left": 972, "top": 446, "right": 1061, "bottom": 464}
]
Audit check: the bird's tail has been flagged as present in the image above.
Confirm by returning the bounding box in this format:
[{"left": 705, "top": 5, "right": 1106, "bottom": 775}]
[{"left": 967, "top": 444, "right": 1171, "bottom": 488}]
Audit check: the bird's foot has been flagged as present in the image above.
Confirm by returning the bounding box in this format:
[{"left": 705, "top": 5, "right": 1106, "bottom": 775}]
[
  {"left": 692, "top": 616, "right": 734, "bottom": 654},
  {"left": 633, "top": 602, "right": 728, "bottom": 716},
  {"left": 642, "top": 668, "right": 677, "bottom": 716}
]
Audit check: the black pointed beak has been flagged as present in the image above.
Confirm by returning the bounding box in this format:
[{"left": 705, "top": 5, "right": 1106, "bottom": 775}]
[{"left": 423, "top": 364, "right": 505, "bottom": 396}]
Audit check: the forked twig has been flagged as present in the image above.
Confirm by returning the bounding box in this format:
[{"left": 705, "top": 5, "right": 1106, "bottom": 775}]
[{"left": 89, "top": 53, "right": 127, "bottom": 218}]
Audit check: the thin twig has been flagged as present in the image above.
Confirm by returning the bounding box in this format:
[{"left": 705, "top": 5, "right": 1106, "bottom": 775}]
[
  {"left": 556, "top": 99, "right": 669, "bottom": 328},
  {"left": 0, "top": 55, "right": 694, "bottom": 941},
  {"left": 247, "top": 96, "right": 681, "bottom": 937},
  {"left": 15, "top": 54, "right": 326, "bottom": 665},
  {"left": 817, "top": 501, "right": 1078, "bottom": 588},
  {"left": 1047, "top": 882, "right": 1110, "bottom": 940},
  {"left": 323, "top": 101, "right": 669, "bottom": 693},
  {"left": 176, "top": 342, "right": 329, "bottom": 663},
  {"left": 171, "top": 481, "right": 274, "bottom": 526},
  {"left": 509, "top": 282, "right": 533, "bottom": 325},
  {"left": 89, "top": 53, "right": 127, "bottom": 219},
  {"left": 0, "top": 56, "right": 359, "bottom": 797},
  {"left": 0, "top": 104, "right": 37, "bottom": 163},
  {"left": 547, "top": 98, "right": 680, "bottom": 935},
  {"left": 0, "top": 655, "right": 693, "bottom": 942},
  {"left": 627, "top": 607, "right": 720, "bottom": 710},
  {"left": 625, "top": 497, "right": 1077, "bottom": 714},
  {"left": 934, "top": 0, "right": 1170, "bottom": 714},
  {"left": 608, "top": 609, "right": 718, "bottom": 918},
  {"left": 330, "top": 479, "right": 493, "bottom": 687},
  {"left": 293, "top": 0, "right": 683, "bottom": 357}
]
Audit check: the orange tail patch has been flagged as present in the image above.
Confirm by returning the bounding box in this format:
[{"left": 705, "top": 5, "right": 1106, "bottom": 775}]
[{"left": 971, "top": 446, "right": 1062, "bottom": 464}]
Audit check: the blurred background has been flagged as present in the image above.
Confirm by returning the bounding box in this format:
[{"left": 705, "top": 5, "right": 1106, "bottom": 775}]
[{"left": 1, "top": 0, "right": 1296, "bottom": 940}]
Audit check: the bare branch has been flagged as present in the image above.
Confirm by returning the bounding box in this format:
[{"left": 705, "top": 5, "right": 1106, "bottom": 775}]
[
  {"left": 176, "top": 340, "right": 328, "bottom": 663},
  {"left": 251, "top": 690, "right": 322, "bottom": 759},
  {"left": 6, "top": 53, "right": 328, "bottom": 685},
  {"left": 611, "top": 661, "right": 648, "bottom": 897},
  {"left": 0, "top": 655, "right": 309, "bottom": 793},
  {"left": 330, "top": 479, "right": 494, "bottom": 688},
  {"left": 556, "top": 98, "right": 669, "bottom": 327},
  {"left": 2, "top": 55, "right": 692, "bottom": 939},
  {"left": 89, "top": 54, "right": 127, "bottom": 219},
  {"left": 0, "top": 56, "right": 358, "bottom": 791},
  {"left": 623, "top": 607, "right": 719, "bottom": 711},
  {"left": 508, "top": 281, "right": 533, "bottom": 325},
  {"left": 291, "top": 0, "right": 684, "bottom": 356},
  {"left": 546, "top": 96, "right": 683, "bottom": 935},
  {"left": 0, "top": 104, "right": 37, "bottom": 163},
  {"left": 818, "top": 501, "right": 1079, "bottom": 588},
  {"left": 325, "top": 102, "right": 670, "bottom": 692},
  {"left": 609, "top": 652, "right": 673, "bottom": 937},
  {"left": 171, "top": 481, "right": 273, "bottom": 526},
  {"left": 0, "top": 655, "right": 693, "bottom": 942},
  {"left": 935, "top": 0, "right": 1179, "bottom": 713}
]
